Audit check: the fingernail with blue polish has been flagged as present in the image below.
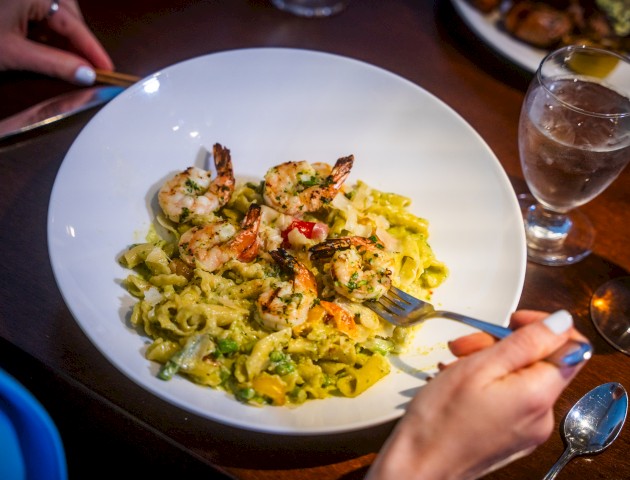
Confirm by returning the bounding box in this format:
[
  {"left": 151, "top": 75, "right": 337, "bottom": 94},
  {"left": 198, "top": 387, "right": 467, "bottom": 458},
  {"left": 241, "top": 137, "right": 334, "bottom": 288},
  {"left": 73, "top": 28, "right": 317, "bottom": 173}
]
[
  {"left": 543, "top": 309, "right": 573, "bottom": 335},
  {"left": 74, "top": 65, "right": 96, "bottom": 86}
]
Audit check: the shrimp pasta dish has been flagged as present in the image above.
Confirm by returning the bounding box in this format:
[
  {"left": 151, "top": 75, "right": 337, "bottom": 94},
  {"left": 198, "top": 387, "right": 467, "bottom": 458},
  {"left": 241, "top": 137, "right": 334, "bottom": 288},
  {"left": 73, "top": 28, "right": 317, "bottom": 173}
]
[{"left": 119, "top": 143, "right": 448, "bottom": 407}]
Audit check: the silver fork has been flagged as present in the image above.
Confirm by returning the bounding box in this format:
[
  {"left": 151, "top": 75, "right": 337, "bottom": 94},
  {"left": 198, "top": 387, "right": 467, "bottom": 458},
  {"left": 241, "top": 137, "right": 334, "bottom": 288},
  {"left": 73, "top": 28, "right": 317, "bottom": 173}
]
[{"left": 366, "top": 286, "right": 592, "bottom": 368}]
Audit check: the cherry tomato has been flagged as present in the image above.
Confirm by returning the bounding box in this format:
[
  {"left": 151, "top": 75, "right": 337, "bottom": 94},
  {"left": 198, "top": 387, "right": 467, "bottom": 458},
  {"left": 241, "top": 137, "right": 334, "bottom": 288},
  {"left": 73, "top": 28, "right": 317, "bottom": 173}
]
[{"left": 281, "top": 220, "right": 316, "bottom": 247}]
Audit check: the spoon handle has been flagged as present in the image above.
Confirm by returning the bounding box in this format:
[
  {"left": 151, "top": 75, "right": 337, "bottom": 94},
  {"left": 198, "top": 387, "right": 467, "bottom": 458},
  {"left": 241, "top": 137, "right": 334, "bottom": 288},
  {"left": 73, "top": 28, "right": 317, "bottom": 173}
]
[{"left": 542, "top": 447, "right": 576, "bottom": 480}]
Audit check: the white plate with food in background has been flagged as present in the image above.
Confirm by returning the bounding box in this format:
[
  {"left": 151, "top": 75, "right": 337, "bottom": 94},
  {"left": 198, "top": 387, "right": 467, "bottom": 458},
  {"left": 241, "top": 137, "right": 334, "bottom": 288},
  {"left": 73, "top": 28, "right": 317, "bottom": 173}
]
[
  {"left": 48, "top": 47, "right": 526, "bottom": 435},
  {"left": 451, "top": 0, "right": 545, "bottom": 73}
]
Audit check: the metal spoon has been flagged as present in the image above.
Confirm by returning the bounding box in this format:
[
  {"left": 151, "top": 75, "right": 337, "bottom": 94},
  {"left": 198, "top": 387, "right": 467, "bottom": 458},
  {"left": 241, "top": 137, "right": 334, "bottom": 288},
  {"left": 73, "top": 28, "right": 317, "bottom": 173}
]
[{"left": 543, "top": 382, "right": 628, "bottom": 480}]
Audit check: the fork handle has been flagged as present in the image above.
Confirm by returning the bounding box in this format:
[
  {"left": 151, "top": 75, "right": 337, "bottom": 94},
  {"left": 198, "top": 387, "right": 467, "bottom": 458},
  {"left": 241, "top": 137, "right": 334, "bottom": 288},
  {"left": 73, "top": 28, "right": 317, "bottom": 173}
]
[
  {"left": 439, "top": 312, "right": 513, "bottom": 339},
  {"left": 437, "top": 312, "right": 592, "bottom": 368}
]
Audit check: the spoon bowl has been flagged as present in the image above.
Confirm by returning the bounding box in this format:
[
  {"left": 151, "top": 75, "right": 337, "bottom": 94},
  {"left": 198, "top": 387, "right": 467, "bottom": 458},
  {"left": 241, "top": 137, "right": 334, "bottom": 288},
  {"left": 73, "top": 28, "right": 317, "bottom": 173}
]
[{"left": 543, "top": 382, "right": 628, "bottom": 480}]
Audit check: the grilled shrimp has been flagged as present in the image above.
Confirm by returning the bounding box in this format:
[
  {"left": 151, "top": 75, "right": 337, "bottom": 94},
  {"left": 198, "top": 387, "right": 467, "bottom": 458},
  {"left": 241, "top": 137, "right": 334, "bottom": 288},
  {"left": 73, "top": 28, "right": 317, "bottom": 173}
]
[
  {"left": 262, "top": 155, "right": 353, "bottom": 216},
  {"left": 310, "top": 236, "right": 393, "bottom": 302},
  {"left": 256, "top": 249, "right": 318, "bottom": 331},
  {"left": 178, "top": 203, "right": 261, "bottom": 272},
  {"left": 158, "top": 143, "right": 235, "bottom": 223}
]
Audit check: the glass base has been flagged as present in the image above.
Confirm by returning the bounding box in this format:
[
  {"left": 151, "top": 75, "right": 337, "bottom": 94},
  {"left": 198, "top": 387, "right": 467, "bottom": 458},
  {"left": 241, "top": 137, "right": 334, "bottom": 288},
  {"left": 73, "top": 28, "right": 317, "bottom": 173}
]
[
  {"left": 518, "top": 194, "right": 594, "bottom": 266},
  {"left": 590, "top": 277, "right": 630, "bottom": 355},
  {"left": 270, "top": 0, "right": 349, "bottom": 17}
]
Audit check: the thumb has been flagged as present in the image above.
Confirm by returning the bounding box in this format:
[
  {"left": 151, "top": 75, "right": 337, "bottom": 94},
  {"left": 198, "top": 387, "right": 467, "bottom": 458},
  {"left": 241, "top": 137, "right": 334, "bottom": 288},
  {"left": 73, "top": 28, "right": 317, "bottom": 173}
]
[{"left": 5, "top": 36, "right": 96, "bottom": 85}]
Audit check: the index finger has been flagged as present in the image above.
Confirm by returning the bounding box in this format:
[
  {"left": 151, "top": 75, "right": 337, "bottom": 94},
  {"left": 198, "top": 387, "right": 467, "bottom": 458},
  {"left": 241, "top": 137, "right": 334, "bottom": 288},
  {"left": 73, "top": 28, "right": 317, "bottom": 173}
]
[
  {"left": 449, "top": 310, "right": 551, "bottom": 358},
  {"left": 472, "top": 310, "right": 589, "bottom": 383},
  {"left": 449, "top": 331, "right": 495, "bottom": 358},
  {"left": 47, "top": 3, "right": 113, "bottom": 70}
]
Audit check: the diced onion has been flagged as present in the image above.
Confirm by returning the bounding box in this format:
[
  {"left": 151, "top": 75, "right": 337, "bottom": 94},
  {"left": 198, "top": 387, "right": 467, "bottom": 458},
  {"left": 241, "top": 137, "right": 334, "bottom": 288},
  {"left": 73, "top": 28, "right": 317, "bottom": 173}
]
[
  {"left": 144, "top": 287, "right": 163, "bottom": 306},
  {"left": 375, "top": 227, "right": 400, "bottom": 251}
]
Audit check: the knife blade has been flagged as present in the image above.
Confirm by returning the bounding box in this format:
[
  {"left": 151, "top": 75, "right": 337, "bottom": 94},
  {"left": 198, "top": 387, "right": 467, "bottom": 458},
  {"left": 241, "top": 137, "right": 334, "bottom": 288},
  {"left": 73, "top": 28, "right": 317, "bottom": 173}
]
[{"left": 0, "top": 85, "right": 125, "bottom": 141}]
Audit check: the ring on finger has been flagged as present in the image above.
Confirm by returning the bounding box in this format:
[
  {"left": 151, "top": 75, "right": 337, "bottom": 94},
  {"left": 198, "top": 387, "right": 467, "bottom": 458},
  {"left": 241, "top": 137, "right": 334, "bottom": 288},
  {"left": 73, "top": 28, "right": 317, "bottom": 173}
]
[{"left": 48, "top": 0, "right": 60, "bottom": 17}]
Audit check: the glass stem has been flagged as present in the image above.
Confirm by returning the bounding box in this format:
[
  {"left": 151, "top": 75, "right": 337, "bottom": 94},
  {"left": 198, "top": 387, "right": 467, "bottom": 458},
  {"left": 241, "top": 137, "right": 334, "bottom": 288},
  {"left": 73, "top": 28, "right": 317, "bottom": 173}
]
[{"left": 525, "top": 204, "right": 573, "bottom": 248}]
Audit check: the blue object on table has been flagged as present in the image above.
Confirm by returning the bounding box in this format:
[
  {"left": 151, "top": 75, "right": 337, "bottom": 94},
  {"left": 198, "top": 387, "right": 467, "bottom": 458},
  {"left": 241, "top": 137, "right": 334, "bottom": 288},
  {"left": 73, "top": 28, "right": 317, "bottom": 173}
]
[{"left": 0, "top": 368, "right": 67, "bottom": 480}]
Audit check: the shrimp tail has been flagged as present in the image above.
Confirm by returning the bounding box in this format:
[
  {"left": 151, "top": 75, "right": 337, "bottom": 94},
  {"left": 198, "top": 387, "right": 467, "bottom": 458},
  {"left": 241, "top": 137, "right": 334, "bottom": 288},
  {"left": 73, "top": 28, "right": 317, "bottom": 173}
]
[
  {"left": 270, "top": 248, "right": 318, "bottom": 293},
  {"left": 328, "top": 155, "right": 354, "bottom": 193},
  {"left": 232, "top": 203, "right": 262, "bottom": 262},
  {"left": 270, "top": 248, "right": 299, "bottom": 273},
  {"left": 309, "top": 237, "right": 355, "bottom": 260},
  {"left": 309, "top": 235, "right": 377, "bottom": 261},
  {"left": 320, "top": 300, "right": 358, "bottom": 337},
  {"left": 209, "top": 143, "right": 236, "bottom": 204},
  {"left": 300, "top": 155, "right": 354, "bottom": 212}
]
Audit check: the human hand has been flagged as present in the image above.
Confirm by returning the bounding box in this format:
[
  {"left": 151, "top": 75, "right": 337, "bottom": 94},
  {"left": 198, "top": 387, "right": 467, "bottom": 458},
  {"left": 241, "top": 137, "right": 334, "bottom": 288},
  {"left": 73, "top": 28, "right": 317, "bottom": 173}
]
[
  {"left": 0, "top": 0, "right": 113, "bottom": 84},
  {"left": 366, "top": 310, "right": 589, "bottom": 480}
]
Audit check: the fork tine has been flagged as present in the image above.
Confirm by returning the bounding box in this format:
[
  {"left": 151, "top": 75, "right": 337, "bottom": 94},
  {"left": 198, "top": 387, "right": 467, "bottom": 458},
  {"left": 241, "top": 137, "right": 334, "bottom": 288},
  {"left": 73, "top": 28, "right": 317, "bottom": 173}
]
[
  {"left": 380, "top": 286, "right": 416, "bottom": 314},
  {"left": 365, "top": 287, "right": 415, "bottom": 324},
  {"left": 389, "top": 285, "right": 418, "bottom": 305},
  {"left": 365, "top": 301, "right": 401, "bottom": 326},
  {"left": 377, "top": 293, "right": 408, "bottom": 315}
]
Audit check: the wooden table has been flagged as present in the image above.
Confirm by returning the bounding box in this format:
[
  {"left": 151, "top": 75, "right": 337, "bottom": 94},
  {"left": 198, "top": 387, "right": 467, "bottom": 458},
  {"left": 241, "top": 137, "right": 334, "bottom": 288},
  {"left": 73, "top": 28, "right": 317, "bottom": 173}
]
[{"left": 1, "top": 1, "right": 628, "bottom": 478}]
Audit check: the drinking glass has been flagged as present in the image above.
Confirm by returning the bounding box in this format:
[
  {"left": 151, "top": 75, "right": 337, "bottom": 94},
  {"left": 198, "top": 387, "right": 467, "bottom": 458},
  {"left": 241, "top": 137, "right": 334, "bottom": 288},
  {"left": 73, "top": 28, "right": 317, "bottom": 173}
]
[{"left": 518, "top": 45, "right": 630, "bottom": 266}]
